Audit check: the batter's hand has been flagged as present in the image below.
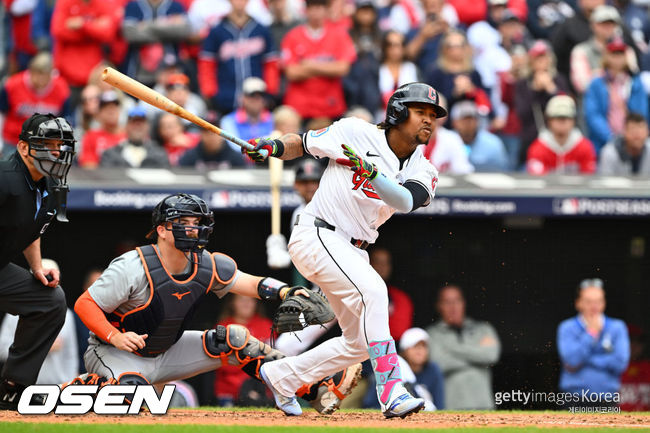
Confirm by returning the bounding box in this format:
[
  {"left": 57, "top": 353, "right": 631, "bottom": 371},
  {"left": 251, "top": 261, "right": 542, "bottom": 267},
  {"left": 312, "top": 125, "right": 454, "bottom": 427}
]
[
  {"left": 33, "top": 267, "right": 60, "bottom": 287},
  {"left": 110, "top": 332, "right": 148, "bottom": 353},
  {"left": 243, "top": 138, "right": 280, "bottom": 163},
  {"left": 336, "top": 144, "right": 378, "bottom": 180}
]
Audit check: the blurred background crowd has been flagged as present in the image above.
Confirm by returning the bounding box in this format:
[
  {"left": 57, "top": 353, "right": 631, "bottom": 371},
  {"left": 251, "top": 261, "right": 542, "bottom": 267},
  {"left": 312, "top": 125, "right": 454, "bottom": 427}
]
[
  {"left": 1, "top": 0, "right": 650, "bottom": 174},
  {"left": 0, "top": 0, "right": 648, "bottom": 413}
]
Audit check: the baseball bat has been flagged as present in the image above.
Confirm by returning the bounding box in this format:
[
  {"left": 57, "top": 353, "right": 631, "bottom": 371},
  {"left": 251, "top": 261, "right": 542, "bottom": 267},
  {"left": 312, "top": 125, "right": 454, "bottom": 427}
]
[
  {"left": 101, "top": 67, "right": 257, "bottom": 152},
  {"left": 268, "top": 149, "right": 283, "bottom": 235}
]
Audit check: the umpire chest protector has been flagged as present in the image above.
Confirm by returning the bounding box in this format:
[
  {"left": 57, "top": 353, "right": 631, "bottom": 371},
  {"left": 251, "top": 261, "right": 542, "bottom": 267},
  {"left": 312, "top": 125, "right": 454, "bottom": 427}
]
[{"left": 106, "top": 245, "right": 236, "bottom": 357}]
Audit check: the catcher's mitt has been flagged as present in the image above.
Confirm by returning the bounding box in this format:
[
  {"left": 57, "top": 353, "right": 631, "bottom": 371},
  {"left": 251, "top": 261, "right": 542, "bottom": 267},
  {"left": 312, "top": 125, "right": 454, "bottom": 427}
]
[{"left": 273, "top": 287, "right": 335, "bottom": 333}]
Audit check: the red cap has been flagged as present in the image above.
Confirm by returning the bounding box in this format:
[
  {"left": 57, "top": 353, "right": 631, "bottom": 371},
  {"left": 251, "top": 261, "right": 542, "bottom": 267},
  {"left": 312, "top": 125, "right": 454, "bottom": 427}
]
[
  {"left": 528, "top": 40, "right": 549, "bottom": 58},
  {"left": 606, "top": 37, "right": 627, "bottom": 53},
  {"left": 166, "top": 73, "right": 189, "bottom": 87}
]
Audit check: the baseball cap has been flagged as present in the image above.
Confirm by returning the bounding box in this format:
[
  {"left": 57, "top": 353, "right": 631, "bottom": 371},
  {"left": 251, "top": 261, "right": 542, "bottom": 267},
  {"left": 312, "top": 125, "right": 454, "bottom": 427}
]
[
  {"left": 450, "top": 100, "right": 479, "bottom": 121},
  {"left": 295, "top": 159, "right": 324, "bottom": 181},
  {"left": 499, "top": 9, "right": 520, "bottom": 24},
  {"left": 356, "top": 0, "right": 376, "bottom": 8},
  {"left": 545, "top": 95, "right": 576, "bottom": 118},
  {"left": 590, "top": 5, "right": 621, "bottom": 24},
  {"left": 99, "top": 90, "right": 120, "bottom": 108},
  {"left": 305, "top": 0, "right": 328, "bottom": 7},
  {"left": 528, "top": 40, "right": 550, "bottom": 57},
  {"left": 399, "top": 328, "right": 429, "bottom": 351},
  {"left": 488, "top": 0, "right": 508, "bottom": 6},
  {"left": 242, "top": 77, "right": 267, "bottom": 96},
  {"left": 166, "top": 73, "right": 189, "bottom": 89},
  {"left": 606, "top": 36, "right": 627, "bottom": 52},
  {"left": 127, "top": 105, "right": 148, "bottom": 119}
]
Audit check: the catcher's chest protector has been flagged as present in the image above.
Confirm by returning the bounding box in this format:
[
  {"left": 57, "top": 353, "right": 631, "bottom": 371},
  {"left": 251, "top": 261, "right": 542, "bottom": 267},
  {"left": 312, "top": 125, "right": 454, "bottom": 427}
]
[{"left": 105, "top": 245, "right": 214, "bottom": 357}]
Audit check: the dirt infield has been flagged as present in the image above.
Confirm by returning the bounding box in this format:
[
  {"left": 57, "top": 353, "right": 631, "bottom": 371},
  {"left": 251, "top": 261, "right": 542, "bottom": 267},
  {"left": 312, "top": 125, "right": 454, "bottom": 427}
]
[{"left": 1, "top": 409, "right": 650, "bottom": 429}]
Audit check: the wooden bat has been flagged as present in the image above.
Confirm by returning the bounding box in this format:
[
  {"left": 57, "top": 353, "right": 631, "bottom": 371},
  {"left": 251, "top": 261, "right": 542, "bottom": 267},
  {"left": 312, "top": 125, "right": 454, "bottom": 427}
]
[
  {"left": 101, "top": 67, "right": 256, "bottom": 152},
  {"left": 269, "top": 156, "right": 283, "bottom": 235}
]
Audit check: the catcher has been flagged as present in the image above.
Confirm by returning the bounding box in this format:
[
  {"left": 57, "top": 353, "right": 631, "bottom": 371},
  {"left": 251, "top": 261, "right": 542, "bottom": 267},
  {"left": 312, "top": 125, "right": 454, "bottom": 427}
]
[{"left": 72, "top": 193, "right": 359, "bottom": 415}]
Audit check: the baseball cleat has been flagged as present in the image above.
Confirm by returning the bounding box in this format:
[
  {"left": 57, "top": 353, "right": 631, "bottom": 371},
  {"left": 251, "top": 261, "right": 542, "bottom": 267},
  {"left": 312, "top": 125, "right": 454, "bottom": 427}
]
[
  {"left": 382, "top": 393, "right": 425, "bottom": 419},
  {"left": 260, "top": 364, "right": 302, "bottom": 416},
  {"left": 311, "top": 363, "right": 363, "bottom": 415}
]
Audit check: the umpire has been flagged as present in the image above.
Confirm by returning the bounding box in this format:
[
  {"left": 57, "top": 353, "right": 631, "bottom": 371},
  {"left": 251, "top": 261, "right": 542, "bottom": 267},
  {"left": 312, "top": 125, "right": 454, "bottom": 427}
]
[{"left": 0, "top": 113, "right": 76, "bottom": 409}]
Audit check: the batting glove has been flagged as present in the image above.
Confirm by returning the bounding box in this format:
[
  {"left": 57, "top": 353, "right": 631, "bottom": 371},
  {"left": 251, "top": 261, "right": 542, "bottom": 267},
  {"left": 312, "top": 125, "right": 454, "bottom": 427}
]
[
  {"left": 243, "top": 138, "right": 284, "bottom": 163},
  {"left": 335, "top": 144, "right": 378, "bottom": 180}
]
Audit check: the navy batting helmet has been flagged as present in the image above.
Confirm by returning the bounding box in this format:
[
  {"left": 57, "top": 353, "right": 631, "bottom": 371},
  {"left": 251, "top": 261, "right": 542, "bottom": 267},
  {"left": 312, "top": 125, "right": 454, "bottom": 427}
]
[{"left": 384, "top": 83, "right": 447, "bottom": 126}]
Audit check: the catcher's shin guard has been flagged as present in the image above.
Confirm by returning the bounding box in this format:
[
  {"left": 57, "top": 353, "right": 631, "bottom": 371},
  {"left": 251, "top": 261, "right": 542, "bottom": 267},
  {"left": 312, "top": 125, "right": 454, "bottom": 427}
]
[
  {"left": 296, "top": 363, "right": 363, "bottom": 414},
  {"left": 202, "top": 324, "right": 284, "bottom": 380}
]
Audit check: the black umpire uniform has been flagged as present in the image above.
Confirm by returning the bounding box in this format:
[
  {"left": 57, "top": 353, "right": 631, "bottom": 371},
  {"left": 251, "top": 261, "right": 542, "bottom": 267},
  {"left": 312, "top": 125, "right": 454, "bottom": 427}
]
[{"left": 0, "top": 113, "right": 76, "bottom": 408}]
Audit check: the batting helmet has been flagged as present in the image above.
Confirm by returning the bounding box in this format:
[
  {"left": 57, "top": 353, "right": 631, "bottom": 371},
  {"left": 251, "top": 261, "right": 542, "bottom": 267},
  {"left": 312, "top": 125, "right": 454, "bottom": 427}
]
[
  {"left": 19, "top": 113, "right": 76, "bottom": 185},
  {"left": 384, "top": 83, "right": 447, "bottom": 126},
  {"left": 147, "top": 193, "right": 215, "bottom": 255}
]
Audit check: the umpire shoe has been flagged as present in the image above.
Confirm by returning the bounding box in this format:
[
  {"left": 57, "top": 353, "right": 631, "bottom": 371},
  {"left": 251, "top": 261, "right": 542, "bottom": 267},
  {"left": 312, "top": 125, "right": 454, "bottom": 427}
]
[
  {"left": 382, "top": 384, "right": 425, "bottom": 419},
  {"left": 259, "top": 364, "right": 302, "bottom": 416}
]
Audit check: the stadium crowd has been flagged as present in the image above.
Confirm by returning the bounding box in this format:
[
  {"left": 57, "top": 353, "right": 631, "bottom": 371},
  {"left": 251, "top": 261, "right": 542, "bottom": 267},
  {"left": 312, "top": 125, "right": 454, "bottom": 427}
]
[
  {"left": 0, "top": 0, "right": 648, "bottom": 413},
  {"left": 0, "top": 0, "right": 650, "bottom": 174}
]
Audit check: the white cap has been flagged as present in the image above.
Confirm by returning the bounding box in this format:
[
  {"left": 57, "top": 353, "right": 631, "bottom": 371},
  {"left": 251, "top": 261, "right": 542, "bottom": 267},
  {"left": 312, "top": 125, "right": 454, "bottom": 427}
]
[
  {"left": 545, "top": 95, "right": 576, "bottom": 118},
  {"left": 242, "top": 77, "right": 267, "bottom": 95},
  {"left": 591, "top": 5, "right": 621, "bottom": 24},
  {"left": 399, "top": 327, "right": 429, "bottom": 351}
]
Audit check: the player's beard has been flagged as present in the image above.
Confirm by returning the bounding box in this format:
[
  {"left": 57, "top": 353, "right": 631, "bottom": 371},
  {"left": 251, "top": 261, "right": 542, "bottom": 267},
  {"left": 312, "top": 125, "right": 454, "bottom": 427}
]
[{"left": 415, "top": 127, "right": 433, "bottom": 145}]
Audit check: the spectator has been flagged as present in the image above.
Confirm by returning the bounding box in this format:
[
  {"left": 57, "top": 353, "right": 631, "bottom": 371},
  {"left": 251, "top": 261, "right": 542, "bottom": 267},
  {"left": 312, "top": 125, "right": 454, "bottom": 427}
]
[
  {"left": 188, "top": 0, "right": 275, "bottom": 43},
  {"left": 550, "top": 0, "right": 605, "bottom": 81},
  {"left": 527, "top": 0, "right": 575, "bottom": 40},
  {"left": 369, "top": 247, "right": 414, "bottom": 342},
  {"left": 73, "top": 84, "right": 101, "bottom": 142},
  {"left": 178, "top": 112, "right": 247, "bottom": 169},
  {"left": 571, "top": 5, "right": 637, "bottom": 95},
  {"left": 447, "top": 0, "right": 526, "bottom": 27},
  {"left": 427, "top": 30, "right": 491, "bottom": 122},
  {"left": 220, "top": 77, "right": 275, "bottom": 150},
  {"left": 198, "top": 0, "right": 279, "bottom": 115},
  {"left": 268, "top": 0, "right": 301, "bottom": 49},
  {"left": 584, "top": 37, "right": 648, "bottom": 153},
  {"left": 399, "top": 327, "right": 445, "bottom": 409},
  {"left": 272, "top": 105, "right": 302, "bottom": 136},
  {"left": 527, "top": 95, "right": 596, "bottom": 175},
  {"left": 515, "top": 40, "right": 570, "bottom": 161},
  {"left": 155, "top": 112, "right": 200, "bottom": 165},
  {"left": 467, "top": 0, "right": 510, "bottom": 63},
  {"left": 422, "top": 94, "right": 474, "bottom": 174},
  {"left": 122, "top": 0, "right": 192, "bottom": 88},
  {"left": 614, "top": 0, "right": 650, "bottom": 57},
  {"left": 427, "top": 285, "right": 501, "bottom": 410},
  {"left": 599, "top": 112, "right": 650, "bottom": 175},
  {"left": 4, "top": 0, "right": 38, "bottom": 71},
  {"left": 31, "top": 0, "right": 56, "bottom": 52},
  {"left": 557, "top": 279, "right": 630, "bottom": 406},
  {"left": 377, "top": 0, "right": 421, "bottom": 35},
  {"left": 379, "top": 31, "right": 419, "bottom": 111},
  {"left": 281, "top": 0, "right": 356, "bottom": 120},
  {"left": 214, "top": 294, "right": 272, "bottom": 406},
  {"left": 51, "top": 0, "right": 121, "bottom": 91},
  {"left": 620, "top": 325, "right": 650, "bottom": 411},
  {"left": 0, "top": 259, "right": 78, "bottom": 384},
  {"left": 78, "top": 91, "right": 126, "bottom": 169},
  {"left": 405, "top": 0, "right": 455, "bottom": 74},
  {"left": 451, "top": 100, "right": 509, "bottom": 171},
  {"left": 0, "top": 53, "right": 70, "bottom": 154},
  {"left": 344, "top": 0, "right": 382, "bottom": 116},
  {"left": 100, "top": 106, "right": 170, "bottom": 168},
  {"left": 147, "top": 73, "right": 207, "bottom": 132}
]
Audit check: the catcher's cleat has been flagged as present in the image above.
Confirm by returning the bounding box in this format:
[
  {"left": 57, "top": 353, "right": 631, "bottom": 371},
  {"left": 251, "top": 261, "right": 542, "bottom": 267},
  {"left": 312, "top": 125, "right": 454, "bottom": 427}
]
[
  {"left": 309, "top": 363, "right": 362, "bottom": 415},
  {"left": 382, "top": 392, "right": 425, "bottom": 419},
  {"left": 260, "top": 364, "right": 302, "bottom": 416},
  {"left": 61, "top": 373, "right": 117, "bottom": 388}
]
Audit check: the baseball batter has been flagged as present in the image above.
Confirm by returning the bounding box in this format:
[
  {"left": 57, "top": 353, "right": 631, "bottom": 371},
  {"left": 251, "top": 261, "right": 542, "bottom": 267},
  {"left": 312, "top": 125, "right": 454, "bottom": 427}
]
[
  {"left": 72, "top": 193, "right": 359, "bottom": 415},
  {"left": 245, "top": 83, "right": 445, "bottom": 418}
]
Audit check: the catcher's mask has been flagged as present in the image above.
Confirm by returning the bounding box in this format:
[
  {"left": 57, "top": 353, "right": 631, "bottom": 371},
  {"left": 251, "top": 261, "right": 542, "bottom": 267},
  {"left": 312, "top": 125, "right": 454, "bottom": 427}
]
[
  {"left": 147, "top": 193, "right": 214, "bottom": 261},
  {"left": 19, "top": 113, "right": 76, "bottom": 185}
]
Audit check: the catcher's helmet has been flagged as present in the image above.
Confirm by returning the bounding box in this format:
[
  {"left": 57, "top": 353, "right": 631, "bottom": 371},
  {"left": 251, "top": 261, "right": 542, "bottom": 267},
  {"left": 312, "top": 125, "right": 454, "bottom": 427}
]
[
  {"left": 384, "top": 83, "right": 447, "bottom": 126},
  {"left": 147, "top": 193, "right": 215, "bottom": 255},
  {"left": 19, "top": 113, "right": 76, "bottom": 185}
]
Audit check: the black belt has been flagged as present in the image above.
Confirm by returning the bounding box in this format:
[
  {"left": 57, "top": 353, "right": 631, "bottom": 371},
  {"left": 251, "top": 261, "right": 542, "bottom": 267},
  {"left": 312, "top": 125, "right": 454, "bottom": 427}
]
[{"left": 296, "top": 215, "right": 370, "bottom": 250}]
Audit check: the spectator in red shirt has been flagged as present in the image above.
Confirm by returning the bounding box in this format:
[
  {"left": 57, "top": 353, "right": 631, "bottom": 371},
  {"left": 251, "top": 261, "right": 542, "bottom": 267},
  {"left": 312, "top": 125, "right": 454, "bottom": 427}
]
[
  {"left": 281, "top": 0, "right": 356, "bottom": 120},
  {"left": 155, "top": 112, "right": 200, "bottom": 165},
  {"left": 51, "top": 0, "right": 121, "bottom": 91},
  {"left": 214, "top": 294, "right": 272, "bottom": 406},
  {"left": 527, "top": 95, "right": 597, "bottom": 175},
  {"left": 4, "top": 0, "right": 39, "bottom": 71},
  {"left": 79, "top": 91, "right": 126, "bottom": 168},
  {"left": 369, "top": 247, "right": 414, "bottom": 342},
  {"left": 0, "top": 52, "right": 70, "bottom": 154}
]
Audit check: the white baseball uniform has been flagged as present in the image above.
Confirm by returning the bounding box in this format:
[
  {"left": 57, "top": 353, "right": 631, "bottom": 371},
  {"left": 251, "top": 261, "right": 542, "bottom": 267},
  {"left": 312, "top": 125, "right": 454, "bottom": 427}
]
[{"left": 263, "top": 117, "right": 438, "bottom": 402}]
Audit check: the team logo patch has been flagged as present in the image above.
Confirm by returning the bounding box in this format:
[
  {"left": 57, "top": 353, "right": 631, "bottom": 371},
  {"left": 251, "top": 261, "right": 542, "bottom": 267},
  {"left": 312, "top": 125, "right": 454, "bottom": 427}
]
[
  {"left": 428, "top": 87, "right": 437, "bottom": 102},
  {"left": 432, "top": 176, "right": 438, "bottom": 193},
  {"left": 351, "top": 173, "right": 380, "bottom": 200},
  {"left": 310, "top": 127, "right": 329, "bottom": 137}
]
